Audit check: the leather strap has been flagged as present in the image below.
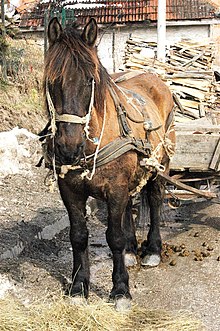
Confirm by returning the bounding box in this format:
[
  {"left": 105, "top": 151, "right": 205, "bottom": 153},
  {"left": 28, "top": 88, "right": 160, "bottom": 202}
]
[
  {"left": 86, "top": 136, "right": 151, "bottom": 168},
  {"left": 108, "top": 85, "right": 133, "bottom": 136}
]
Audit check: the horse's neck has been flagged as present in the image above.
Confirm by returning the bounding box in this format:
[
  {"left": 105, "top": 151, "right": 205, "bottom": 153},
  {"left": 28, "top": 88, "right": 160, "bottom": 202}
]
[{"left": 85, "top": 86, "right": 120, "bottom": 153}]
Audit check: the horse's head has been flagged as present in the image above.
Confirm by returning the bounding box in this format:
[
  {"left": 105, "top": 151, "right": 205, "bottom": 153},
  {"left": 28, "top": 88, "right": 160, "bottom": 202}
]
[{"left": 44, "top": 17, "right": 107, "bottom": 166}]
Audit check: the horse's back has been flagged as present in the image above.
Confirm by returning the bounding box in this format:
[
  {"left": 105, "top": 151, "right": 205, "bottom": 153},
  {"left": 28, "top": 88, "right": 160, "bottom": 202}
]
[
  {"left": 111, "top": 71, "right": 174, "bottom": 149},
  {"left": 112, "top": 71, "right": 173, "bottom": 117}
]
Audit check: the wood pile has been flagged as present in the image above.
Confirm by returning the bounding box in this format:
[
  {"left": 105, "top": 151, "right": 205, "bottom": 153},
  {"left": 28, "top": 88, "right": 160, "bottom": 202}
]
[
  {"left": 124, "top": 37, "right": 220, "bottom": 174},
  {"left": 124, "top": 37, "right": 219, "bottom": 124}
]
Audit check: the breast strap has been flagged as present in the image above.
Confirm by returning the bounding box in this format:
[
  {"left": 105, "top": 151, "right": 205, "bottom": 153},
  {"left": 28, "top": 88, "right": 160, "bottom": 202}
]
[{"left": 86, "top": 136, "right": 151, "bottom": 168}]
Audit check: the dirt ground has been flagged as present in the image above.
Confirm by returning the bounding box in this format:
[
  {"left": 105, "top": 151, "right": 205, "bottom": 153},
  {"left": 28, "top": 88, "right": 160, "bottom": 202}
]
[{"left": 0, "top": 154, "right": 219, "bottom": 330}]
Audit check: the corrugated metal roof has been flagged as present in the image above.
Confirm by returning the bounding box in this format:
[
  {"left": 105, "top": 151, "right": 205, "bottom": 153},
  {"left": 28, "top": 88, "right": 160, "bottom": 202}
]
[{"left": 19, "top": 0, "right": 219, "bottom": 28}]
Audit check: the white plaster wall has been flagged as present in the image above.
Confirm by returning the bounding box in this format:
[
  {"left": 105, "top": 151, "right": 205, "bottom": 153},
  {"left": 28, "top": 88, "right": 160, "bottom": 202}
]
[{"left": 97, "top": 24, "right": 210, "bottom": 73}]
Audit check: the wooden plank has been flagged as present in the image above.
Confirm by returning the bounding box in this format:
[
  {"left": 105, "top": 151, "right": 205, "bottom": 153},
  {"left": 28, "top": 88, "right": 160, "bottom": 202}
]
[
  {"left": 165, "top": 72, "right": 213, "bottom": 80},
  {"left": 170, "top": 85, "right": 206, "bottom": 100},
  {"left": 182, "top": 107, "right": 200, "bottom": 118},
  {"left": 166, "top": 190, "right": 196, "bottom": 199},
  {"left": 175, "top": 118, "right": 220, "bottom": 132},
  {"left": 209, "top": 137, "right": 220, "bottom": 171},
  {"left": 180, "top": 99, "right": 199, "bottom": 109},
  {"left": 158, "top": 172, "right": 217, "bottom": 199},
  {"left": 174, "top": 40, "right": 214, "bottom": 49},
  {"left": 170, "top": 134, "right": 220, "bottom": 171},
  {"left": 170, "top": 78, "right": 211, "bottom": 92},
  {"left": 181, "top": 51, "right": 205, "bottom": 68},
  {"left": 174, "top": 115, "right": 193, "bottom": 123}
]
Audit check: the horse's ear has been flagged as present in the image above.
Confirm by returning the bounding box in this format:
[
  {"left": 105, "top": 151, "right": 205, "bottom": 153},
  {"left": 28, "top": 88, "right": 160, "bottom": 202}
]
[
  {"left": 81, "top": 18, "right": 98, "bottom": 47},
  {"left": 48, "top": 17, "right": 62, "bottom": 46}
]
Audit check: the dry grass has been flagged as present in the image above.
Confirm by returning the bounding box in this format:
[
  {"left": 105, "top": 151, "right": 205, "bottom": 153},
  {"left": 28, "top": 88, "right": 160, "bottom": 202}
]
[
  {"left": 5, "top": 37, "right": 44, "bottom": 91},
  {"left": 0, "top": 294, "right": 203, "bottom": 331},
  {"left": 0, "top": 37, "right": 46, "bottom": 133}
]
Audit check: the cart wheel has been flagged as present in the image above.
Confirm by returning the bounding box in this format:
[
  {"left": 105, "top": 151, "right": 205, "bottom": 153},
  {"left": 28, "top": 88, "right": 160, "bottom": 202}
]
[{"left": 168, "top": 197, "right": 181, "bottom": 209}]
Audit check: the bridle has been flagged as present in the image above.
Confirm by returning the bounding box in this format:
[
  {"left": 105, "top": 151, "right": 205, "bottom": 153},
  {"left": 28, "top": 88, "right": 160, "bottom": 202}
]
[
  {"left": 45, "top": 78, "right": 95, "bottom": 132},
  {"left": 45, "top": 78, "right": 106, "bottom": 180}
]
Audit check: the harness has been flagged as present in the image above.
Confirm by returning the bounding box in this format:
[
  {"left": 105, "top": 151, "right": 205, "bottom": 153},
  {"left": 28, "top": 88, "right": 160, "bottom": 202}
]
[{"left": 39, "top": 72, "right": 175, "bottom": 182}]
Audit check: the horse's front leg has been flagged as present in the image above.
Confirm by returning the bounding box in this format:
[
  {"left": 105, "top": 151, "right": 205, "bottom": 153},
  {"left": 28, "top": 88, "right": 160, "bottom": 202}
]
[
  {"left": 106, "top": 190, "right": 132, "bottom": 308},
  {"left": 141, "top": 177, "right": 164, "bottom": 267},
  {"left": 58, "top": 178, "right": 89, "bottom": 298}
]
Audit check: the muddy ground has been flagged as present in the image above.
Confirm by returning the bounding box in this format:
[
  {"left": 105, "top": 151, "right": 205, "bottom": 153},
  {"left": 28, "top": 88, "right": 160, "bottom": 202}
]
[{"left": 0, "top": 157, "right": 219, "bottom": 330}]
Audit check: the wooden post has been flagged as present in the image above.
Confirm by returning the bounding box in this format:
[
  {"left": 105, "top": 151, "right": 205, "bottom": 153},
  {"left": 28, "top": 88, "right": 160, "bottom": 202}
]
[
  {"left": 1, "top": 0, "right": 5, "bottom": 35},
  {"left": 112, "top": 29, "right": 116, "bottom": 72},
  {"left": 44, "top": 9, "right": 48, "bottom": 59},
  {"left": 1, "top": 0, "right": 7, "bottom": 80},
  {"left": 157, "top": 0, "right": 166, "bottom": 63}
]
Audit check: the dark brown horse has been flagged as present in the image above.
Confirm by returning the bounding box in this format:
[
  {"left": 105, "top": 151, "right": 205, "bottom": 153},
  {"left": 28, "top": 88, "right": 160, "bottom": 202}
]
[{"left": 42, "top": 17, "right": 175, "bottom": 309}]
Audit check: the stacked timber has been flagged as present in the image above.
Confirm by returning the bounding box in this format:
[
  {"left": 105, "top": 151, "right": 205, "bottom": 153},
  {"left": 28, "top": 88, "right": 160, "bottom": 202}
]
[
  {"left": 124, "top": 37, "right": 220, "bottom": 173},
  {"left": 124, "top": 37, "right": 219, "bottom": 124}
]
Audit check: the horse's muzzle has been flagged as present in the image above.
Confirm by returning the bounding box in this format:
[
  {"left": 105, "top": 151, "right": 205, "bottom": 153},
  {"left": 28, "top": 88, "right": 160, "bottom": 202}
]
[{"left": 54, "top": 141, "right": 85, "bottom": 166}]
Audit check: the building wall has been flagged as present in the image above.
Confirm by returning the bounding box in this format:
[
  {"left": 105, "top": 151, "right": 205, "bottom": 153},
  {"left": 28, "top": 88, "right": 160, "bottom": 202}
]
[
  {"left": 97, "top": 24, "right": 212, "bottom": 72},
  {"left": 211, "top": 24, "right": 220, "bottom": 69}
]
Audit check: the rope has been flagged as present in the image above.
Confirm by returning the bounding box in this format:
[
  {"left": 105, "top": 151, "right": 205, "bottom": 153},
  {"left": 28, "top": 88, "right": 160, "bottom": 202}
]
[
  {"left": 46, "top": 81, "right": 56, "bottom": 137},
  {"left": 45, "top": 81, "right": 57, "bottom": 186},
  {"left": 55, "top": 113, "right": 87, "bottom": 124},
  {"left": 154, "top": 124, "right": 175, "bottom": 160},
  {"left": 84, "top": 79, "right": 96, "bottom": 143},
  {"left": 82, "top": 99, "right": 107, "bottom": 181},
  {"left": 142, "top": 128, "right": 175, "bottom": 172}
]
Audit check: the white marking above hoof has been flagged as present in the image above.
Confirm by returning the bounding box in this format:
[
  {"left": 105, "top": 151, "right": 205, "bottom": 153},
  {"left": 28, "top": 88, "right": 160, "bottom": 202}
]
[
  {"left": 141, "top": 254, "right": 161, "bottom": 267},
  {"left": 125, "top": 253, "right": 137, "bottom": 267},
  {"left": 115, "top": 297, "right": 131, "bottom": 312}
]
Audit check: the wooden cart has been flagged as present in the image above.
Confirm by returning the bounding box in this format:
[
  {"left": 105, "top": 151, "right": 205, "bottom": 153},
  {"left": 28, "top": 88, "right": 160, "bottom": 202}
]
[{"left": 162, "top": 117, "right": 220, "bottom": 202}]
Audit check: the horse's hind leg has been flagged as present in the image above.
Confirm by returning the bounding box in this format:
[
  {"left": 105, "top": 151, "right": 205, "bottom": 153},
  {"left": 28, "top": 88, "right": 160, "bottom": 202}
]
[
  {"left": 141, "top": 177, "right": 164, "bottom": 267},
  {"left": 58, "top": 179, "right": 89, "bottom": 298},
  {"left": 122, "top": 197, "right": 138, "bottom": 267},
  {"left": 106, "top": 191, "right": 132, "bottom": 306}
]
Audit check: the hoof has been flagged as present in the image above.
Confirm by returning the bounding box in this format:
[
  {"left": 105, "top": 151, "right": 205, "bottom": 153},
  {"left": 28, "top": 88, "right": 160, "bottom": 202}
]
[
  {"left": 67, "top": 296, "right": 87, "bottom": 306},
  {"left": 115, "top": 297, "right": 131, "bottom": 312},
  {"left": 141, "top": 253, "right": 161, "bottom": 267},
  {"left": 125, "top": 252, "right": 137, "bottom": 267}
]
